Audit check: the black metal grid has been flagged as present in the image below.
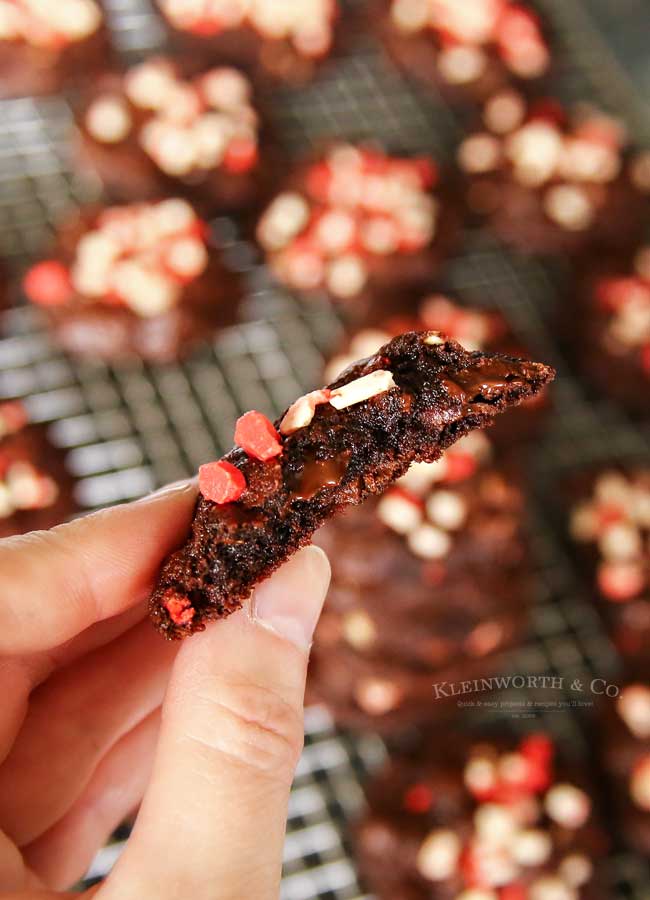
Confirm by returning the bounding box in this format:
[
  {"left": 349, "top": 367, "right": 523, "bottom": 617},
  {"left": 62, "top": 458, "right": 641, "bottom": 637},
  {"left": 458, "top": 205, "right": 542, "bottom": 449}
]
[{"left": 1, "top": 1, "right": 650, "bottom": 897}]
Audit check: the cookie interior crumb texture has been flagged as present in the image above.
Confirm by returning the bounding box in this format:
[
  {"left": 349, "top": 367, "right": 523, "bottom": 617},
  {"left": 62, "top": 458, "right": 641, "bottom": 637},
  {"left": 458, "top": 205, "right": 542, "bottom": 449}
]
[{"left": 149, "top": 331, "right": 555, "bottom": 639}]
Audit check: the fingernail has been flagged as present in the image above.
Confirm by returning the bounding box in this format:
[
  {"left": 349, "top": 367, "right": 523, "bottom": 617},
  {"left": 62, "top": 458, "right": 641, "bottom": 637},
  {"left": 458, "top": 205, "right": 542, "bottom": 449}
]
[
  {"left": 137, "top": 478, "right": 198, "bottom": 503},
  {"left": 251, "top": 546, "right": 331, "bottom": 651}
]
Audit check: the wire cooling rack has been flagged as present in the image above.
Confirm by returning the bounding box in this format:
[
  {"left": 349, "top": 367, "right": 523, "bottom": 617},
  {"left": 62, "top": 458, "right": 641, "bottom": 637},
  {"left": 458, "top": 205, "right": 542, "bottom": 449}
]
[{"left": 1, "top": 1, "right": 650, "bottom": 897}]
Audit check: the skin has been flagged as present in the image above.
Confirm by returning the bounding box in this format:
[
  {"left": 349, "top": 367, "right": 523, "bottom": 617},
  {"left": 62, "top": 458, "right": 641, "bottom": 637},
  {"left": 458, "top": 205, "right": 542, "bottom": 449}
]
[{"left": 0, "top": 480, "right": 331, "bottom": 900}]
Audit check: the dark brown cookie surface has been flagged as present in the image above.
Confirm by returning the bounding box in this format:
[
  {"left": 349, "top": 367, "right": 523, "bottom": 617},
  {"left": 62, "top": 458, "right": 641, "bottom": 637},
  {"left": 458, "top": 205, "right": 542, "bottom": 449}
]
[
  {"left": 149, "top": 331, "right": 554, "bottom": 639},
  {"left": 324, "top": 292, "right": 550, "bottom": 444}
]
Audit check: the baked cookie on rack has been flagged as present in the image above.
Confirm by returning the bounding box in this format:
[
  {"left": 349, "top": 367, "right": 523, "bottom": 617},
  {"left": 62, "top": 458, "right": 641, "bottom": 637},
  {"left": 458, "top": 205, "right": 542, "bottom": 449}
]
[
  {"left": 567, "top": 467, "right": 650, "bottom": 665},
  {"left": 22, "top": 199, "right": 242, "bottom": 363},
  {"left": 148, "top": 331, "right": 554, "bottom": 639},
  {"left": 309, "top": 431, "right": 531, "bottom": 732},
  {"left": 324, "top": 292, "right": 550, "bottom": 444},
  {"left": 570, "top": 245, "right": 650, "bottom": 417},
  {"left": 77, "top": 59, "right": 277, "bottom": 215},
  {"left": 375, "top": 0, "right": 551, "bottom": 104},
  {"left": 256, "top": 144, "right": 458, "bottom": 316},
  {"left": 458, "top": 91, "right": 646, "bottom": 255},
  {"left": 0, "top": 0, "right": 110, "bottom": 98},
  {"left": 355, "top": 732, "right": 608, "bottom": 899},
  {"left": 0, "top": 400, "right": 76, "bottom": 538},
  {"left": 155, "top": 0, "right": 341, "bottom": 86}
]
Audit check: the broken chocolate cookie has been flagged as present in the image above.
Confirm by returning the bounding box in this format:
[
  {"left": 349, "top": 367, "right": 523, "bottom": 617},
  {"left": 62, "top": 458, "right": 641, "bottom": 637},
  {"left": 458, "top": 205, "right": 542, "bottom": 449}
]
[{"left": 149, "top": 331, "right": 554, "bottom": 639}]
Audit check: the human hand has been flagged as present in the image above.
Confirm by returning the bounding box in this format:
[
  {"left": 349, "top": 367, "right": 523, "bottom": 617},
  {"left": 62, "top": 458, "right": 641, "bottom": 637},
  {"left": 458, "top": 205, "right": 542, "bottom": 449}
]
[{"left": 0, "top": 481, "right": 331, "bottom": 900}]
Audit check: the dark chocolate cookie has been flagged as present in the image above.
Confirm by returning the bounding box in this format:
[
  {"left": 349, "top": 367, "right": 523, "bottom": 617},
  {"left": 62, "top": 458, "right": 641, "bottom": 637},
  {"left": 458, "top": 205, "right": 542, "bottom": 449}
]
[
  {"left": 22, "top": 199, "right": 242, "bottom": 363},
  {"left": 149, "top": 331, "right": 554, "bottom": 639},
  {"left": 355, "top": 732, "right": 608, "bottom": 899}
]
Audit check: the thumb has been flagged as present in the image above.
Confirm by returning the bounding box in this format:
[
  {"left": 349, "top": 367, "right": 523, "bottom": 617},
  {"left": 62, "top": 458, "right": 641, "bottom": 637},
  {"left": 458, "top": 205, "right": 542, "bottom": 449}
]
[{"left": 101, "top": 545, "right": 331, "bottom": 900}]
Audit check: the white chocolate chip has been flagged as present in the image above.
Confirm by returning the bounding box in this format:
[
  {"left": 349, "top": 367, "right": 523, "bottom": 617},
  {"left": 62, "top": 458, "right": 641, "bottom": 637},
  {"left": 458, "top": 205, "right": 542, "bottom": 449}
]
[
  {"left": 112, "top": 261, "right": 178, "bottom": 317},
  {"left": 408, "top": 523, "right": 451, "bottom": 559},
  {"left": 155, "top": 198, "right": 197, "bottom": 236},
  {"left": 315, "top": 210, "right": 356, "bottom": 253},
  {"left": 473, "top": 803, "right": 518, "bottom": 845},
  {"left": 630, "top": 757, "right": 650, "bottom": 811},
  {"left": 341, "top": 609, "right": 377, "bottom": 649},
  {"left": 390, "top": 0, "right": 429, "bottom": 32},
  {"left": 424, "top": 332, "right": 445, "bottom": 345},
  {"left": 377, "top": 491, "right": 422, "bottom": 534},
  {"left": 279, "top": 389, "right": 330, "bottom": 435},
  {"left": 558, "top": 854, "right": 593, "bottom": 887},
  {"left": 437, "top": 45, "right": 487, "bottom": 85},
  {"left": 360, "top": 216, "right": 400, "bottom": 255},
  {"left": 354, "top": 677, "right": 402, "bottom": 715},
  {"left": 349, "top": 329, "right": 391, "bottom": 360},
  {"left": 529, "top": 876, "right": 577, "bottom": 900},
  {"left": 464, "top": 755, "right": 497, "bottom": 795},
  {"left": 507, "top": 121, "right": 563, "bottom": 187},
  {"left": 543, "top": 183, "right": 594, "bottom": 231},
  {"left": 598, "top": 522, "right": 642, "bottom": 561},
  {"left": 0, "top": 483, "right": 15, "bottom": 518},
  {"left": 484, "top": 90, "right": 526, "bottom": 135},
  {"left": 426, "top": 490, "right": 466, "bottom": 530},
  {"left": 329, "top": 369, "right": 396, "bottom": 409},
  {"left": 326, "top": 254, "right": 367, "bottom": 299},
  {"left": 458, "top": 133, "right": 501, "bottom": 173},
  {"left": 455, "top": 892, "right": 498, "bottom": 900},
  {"left": 618, "top": 686, "right": 650, "bottom": 740},
  {"left": 85, "top": 96, "right": 132, "bottom": 144},
  {"left": 191, "top": 113, "right": 231, "bottom": 168},
  {"left": 0, "top": 1, "right": 22, "bottom": 39},
  {"left": 512, "top": 829, "right": 552, "bottom": 867},
  {"left": 257, "top": 192, "right": 310, "bottom": 251},
  {"left": 51, "top": 0, "right": 101, "bottom": 39},
  {"left": 399, "top": 458, "right": 448, "bottom": 492},
  {"left": 165, "top": 237, "right": 208, "bottom": 279},
  {"left": 144, "top": 121, "right": 197, "bottom": 176},
  {"left": 125, "top": 60, "right": 176, "bottom": 110},
  {"left": 416, "top": 829, "right": 461, "bottom": 882},
  {"left": 201, "top": 68, "right": 251, "bottom": 110},
  {"left": 544, "top": 784, "right": 591, "bottom": 829}
]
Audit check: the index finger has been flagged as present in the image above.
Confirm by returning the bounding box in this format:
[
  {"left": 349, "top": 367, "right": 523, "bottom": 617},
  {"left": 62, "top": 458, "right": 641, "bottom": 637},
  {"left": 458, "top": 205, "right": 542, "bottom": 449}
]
[{"left": 0, "top": 480, "right": 197, "bottom": 655}]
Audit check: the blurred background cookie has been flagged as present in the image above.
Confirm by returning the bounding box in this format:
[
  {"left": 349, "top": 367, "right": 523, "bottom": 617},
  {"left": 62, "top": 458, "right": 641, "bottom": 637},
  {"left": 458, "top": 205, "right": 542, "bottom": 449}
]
[
  {"left": 22, "top": 199, "right": 242, "bottom": 362},
  {"left": 0, "top": 0, "right": 111, "bottom": 98},
  {"left": 76, "top": 59, "right": 279, "bottom": 215}
]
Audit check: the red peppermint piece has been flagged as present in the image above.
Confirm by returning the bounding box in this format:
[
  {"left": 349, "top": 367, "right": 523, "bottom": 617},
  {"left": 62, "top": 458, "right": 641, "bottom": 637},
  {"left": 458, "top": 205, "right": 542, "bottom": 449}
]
[
  {"left": 521, "top": 733, "right": 554, "bottom": 766},
  {"left": 234, "top": 410, "right": 283, "bottom": 461},
  {"left": 497, "top": 4, "right": 543, "bottom": 53},
  {"left": 413, "top": 157, "right": 438, "bottom": 188},
  {"left": 500, "top": 885, "right": 527, "bottom": 900},
  {"left": 224, "top": 137, "right": 259, "bottom": 174},
  {"left": 403, "top": 782, "right": 434, "bottom": 814},
  {"left": 443, "top": 451, "right": 478, "bottom": 483},
  {"left": 598, "top": 561, "right": 645, "bottom": 603},
  {"left": 24, "top": 261, "right": 72, "bottom": 306},
  {"left": 306, "top": 162, "right": 332, "bottom": 202},
  {"left": 596, "top": 277, "right": 644, "bottom": 312},
  {"left": 162, "top": 588, "right": 195, "bottom": 626},
  {"left": 199, "top": 459, "right": 246, "bottom": 503},
  {"left": 0, "top": 400, "right": 28, "bottom": 433}
]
